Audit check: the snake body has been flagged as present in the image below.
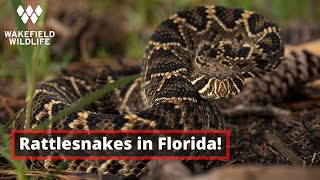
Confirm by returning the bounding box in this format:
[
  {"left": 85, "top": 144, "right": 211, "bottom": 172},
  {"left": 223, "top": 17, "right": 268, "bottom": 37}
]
[
  {"left": 16, "top": 5, "right": 284, "bottom": 176},
  {"left": 229, "top": 49, "right": 320, "bottom": 106}
]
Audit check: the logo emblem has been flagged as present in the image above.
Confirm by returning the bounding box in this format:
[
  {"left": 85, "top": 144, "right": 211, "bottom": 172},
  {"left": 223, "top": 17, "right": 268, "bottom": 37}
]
[{"left": 16, "top": 5, "right": 42, "bottom": 24}]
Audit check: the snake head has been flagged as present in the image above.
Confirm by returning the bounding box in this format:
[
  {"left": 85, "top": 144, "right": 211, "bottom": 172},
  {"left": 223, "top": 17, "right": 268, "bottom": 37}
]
[
  {"left": 191, "top": 15, "right": 284, "bottom": 100},
  {"left": 191, "top": 43, "right": 248, "bottom": 100}
]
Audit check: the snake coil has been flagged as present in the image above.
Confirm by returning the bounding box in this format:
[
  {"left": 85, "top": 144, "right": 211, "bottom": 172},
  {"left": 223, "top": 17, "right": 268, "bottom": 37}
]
[{"left": 17, "top": 5, "right": 284, "bottom": 176}]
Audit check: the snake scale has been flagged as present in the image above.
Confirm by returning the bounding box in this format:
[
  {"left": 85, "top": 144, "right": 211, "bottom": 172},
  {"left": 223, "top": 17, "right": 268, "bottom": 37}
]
[
  {"left": 227, "top": 49, "right": 320, "bottom": 106},
  {"left": 15, "top": 5, "right": 291, "bottom": 176}
]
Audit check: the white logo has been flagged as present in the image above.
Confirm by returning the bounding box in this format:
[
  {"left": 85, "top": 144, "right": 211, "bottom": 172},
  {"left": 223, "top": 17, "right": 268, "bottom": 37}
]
[
  {"left": 17, "top": 5, "right": 42, "bottom": 24},
  {"left": 4, "top": 4, "right": 55, "bottom": 46}
]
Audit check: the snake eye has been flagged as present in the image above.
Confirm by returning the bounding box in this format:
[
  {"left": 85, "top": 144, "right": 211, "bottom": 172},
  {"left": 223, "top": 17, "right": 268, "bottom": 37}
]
[
  {"left": 236, "top": 34, "right": 243, "bottom": 41},
  {"left": 208, "top": 48, "right": 218, "bottom": 59}
]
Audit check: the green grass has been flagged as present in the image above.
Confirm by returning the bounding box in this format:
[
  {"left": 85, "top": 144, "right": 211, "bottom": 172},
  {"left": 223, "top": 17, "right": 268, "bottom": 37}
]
[
  {"left": 0, "top": 119, "right": 25, "bottom": 179},
  {"left": 10, "top": 0, "right": 36, "bottom": 130},
  {"left": 94, "top": 0, "right": 320, "bottom": 60}
]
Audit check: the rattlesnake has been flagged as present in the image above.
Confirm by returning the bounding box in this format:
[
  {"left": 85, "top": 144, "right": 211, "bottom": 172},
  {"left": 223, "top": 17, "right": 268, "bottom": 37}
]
[{"left": 15, "top": 5, "right": 285, "bottom": 176}]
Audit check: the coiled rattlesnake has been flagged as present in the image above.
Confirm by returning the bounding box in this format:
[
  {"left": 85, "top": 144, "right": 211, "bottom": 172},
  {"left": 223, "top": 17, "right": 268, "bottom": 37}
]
[{"left": 16, "top": 5, "right": 285, "bottom": 176}]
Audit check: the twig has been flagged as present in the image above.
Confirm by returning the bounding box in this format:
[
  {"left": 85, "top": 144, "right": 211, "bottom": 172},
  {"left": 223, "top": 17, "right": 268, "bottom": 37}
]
[
  {"left": 264, "top": 131, "right": 304, "bottom": 166},
  {"left": 223, "top": 105, "right": 290, "bottom": 118},
  {"left": 46, "top": 18, "right": 73, "bottom": 38}
]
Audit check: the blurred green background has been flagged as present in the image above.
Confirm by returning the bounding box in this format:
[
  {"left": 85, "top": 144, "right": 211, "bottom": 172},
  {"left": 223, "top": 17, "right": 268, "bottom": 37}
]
[{"left": 0, "top": 0, "right": 320, "bottom": 97}]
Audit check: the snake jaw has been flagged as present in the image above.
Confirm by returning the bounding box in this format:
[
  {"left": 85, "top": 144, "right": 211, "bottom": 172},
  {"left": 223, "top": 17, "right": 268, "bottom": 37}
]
[{"left": 192, "top": 75, "right": 245, "bottom": 100}]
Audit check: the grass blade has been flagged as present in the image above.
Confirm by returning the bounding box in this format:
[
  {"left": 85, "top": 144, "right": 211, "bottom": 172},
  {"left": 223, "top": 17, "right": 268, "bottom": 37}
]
[
  {"left": 10, "top": 0, "right": 35, "bottom": 130},
  {"left": 3, "top": 109, "right": 22, "bottom": 130},
  {"left": 35, "top": 74, "right": 141, "bottom": 130},
  {"left": 0, "top": 129, "right": 25, "bottom": 180}
]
